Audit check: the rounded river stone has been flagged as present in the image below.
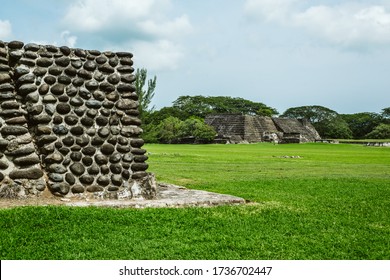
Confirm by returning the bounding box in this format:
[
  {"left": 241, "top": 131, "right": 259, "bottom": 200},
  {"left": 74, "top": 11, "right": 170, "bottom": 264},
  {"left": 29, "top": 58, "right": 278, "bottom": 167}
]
[{"left": 70, "top": 162, "right": 85, "bottom": 175}]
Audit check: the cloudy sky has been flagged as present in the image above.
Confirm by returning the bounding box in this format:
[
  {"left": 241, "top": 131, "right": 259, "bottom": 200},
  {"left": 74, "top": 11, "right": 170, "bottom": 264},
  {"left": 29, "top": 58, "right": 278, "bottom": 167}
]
[{"left": 1, "top": 0, "right": 390, "bottom": 114}]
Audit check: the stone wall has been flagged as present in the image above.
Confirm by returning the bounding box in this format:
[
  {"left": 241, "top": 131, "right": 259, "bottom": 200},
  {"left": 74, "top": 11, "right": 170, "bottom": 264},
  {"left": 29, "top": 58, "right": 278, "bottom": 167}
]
[{"left": 0, "top": 40, "right": 156, "bottom": 199}]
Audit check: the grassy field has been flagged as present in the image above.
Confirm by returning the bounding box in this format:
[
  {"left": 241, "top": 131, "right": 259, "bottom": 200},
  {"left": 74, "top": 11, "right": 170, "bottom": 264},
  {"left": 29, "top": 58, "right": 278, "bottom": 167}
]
[{"left": 0, "top": 143, "right": 389, "bottom": 259}]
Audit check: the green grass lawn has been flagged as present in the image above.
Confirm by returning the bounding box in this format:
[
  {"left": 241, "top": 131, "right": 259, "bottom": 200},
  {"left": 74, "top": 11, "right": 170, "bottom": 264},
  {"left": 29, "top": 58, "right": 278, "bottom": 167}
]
[{"left": 0, "top": 143, "right": 389, "bottom": 259}]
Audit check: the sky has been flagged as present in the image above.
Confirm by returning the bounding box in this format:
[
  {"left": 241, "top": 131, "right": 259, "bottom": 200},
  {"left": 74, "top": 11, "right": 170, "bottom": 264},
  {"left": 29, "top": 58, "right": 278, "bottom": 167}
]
[{"left": 1, "top": 0, "right": 390, "bottom": 115}]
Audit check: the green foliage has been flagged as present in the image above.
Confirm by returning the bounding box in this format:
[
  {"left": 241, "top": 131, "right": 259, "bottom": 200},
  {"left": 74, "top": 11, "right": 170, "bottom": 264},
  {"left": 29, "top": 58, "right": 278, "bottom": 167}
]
[
  {"left": 381, "top": 107, "right": 390, "bottom": 124},
  {"left": 134, "top": 68, "right": 156, "bottom": 120},
  {"left": 365, "top": 123, "right": 390, "bottom": 139},
  {"left": 382, "top": 107, "right": 390, "bottom": 118},
  {"left": 341, "top": 112, "right": 382, "bottom": 139},
  {"left": 156, "top": 116, "right": 183, "bottom": 143},
  {"left": 152, "top": 117, "right": 216, "bottom": 143},
  {"left": 281, "top": 105, "right": 338, "bottom": 123},
  {"left": 144, "top": 106, "right": 188, "bottom": 125},
  {"left": 180, "top": 117, "right": 216, "bottom": 141},
  {"left": 172, "top": 95, "right": 278, "bottom": 118},
  {"left": 1, "top": 143, "right": 389, "bottom": 260},
  {"left": 281, "top": 105, "right": 352, "bottom": 139}
]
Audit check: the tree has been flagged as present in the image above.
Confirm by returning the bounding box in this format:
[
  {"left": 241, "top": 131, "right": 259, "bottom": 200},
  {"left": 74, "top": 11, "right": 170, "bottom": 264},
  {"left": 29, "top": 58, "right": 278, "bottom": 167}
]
[
  {"left": 281, "top": 105, "right": 352, "bottom": 139},
  {"left": 156, "top": 117, "right": 182, "bottom": 143},
  {"left": 134, "top": 68, "right": 156, "bottom": 120},
  {"left": 382, "top": 107, "right": 390, "bottom": 118},
  {"left": 172, "top": 95, "right": 278, "bottom": 118},
  {"left": 180, "top": 117, "right": 216, "bottom": 141},
  {"left": 381, "top": 107, "right": 390, "bottom": 124},
  {"left": 365, "top": 124, "right": 390, "bottom": 139},
  {"left": 341, "top": 112, "right": 382, "bottom": 139}
]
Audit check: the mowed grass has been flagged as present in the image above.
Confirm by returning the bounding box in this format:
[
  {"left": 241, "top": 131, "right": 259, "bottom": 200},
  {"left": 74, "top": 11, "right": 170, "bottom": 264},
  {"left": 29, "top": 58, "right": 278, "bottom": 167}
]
[{"left": 0, "top": 143, "right": 389, "bottom": 259}]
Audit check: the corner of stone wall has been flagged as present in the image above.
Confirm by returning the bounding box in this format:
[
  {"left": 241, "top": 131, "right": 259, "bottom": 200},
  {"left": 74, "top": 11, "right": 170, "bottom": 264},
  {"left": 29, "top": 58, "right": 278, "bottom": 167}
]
[{"left": 0, "top": 40, "right": 155, "bottom": 200}]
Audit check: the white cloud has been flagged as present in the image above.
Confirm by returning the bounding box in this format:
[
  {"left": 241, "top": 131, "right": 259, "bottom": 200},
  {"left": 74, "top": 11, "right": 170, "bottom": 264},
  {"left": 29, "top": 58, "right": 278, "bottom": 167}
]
[
  {"left": 244, "top": 0, "right": 298, "bottom": 23},
  {"left": 62, "top": 0, "right": 191, "bottom": 70},
  {"left": 62, "top": 0, "right": 191, "bottom": 39},
  {"left": 244, "top": 0, "right": 390, "bottom": 49},
  {"left": 61, "top": 31, "right": 77, "bottom": 47},
  {"left": 131, "top": 40, "right": 184, "bottom": 71},
  {"left": 0, "top": 20, "right": 12, "bottom": 39},
  {"left": 138, "top": 14, "right": 192, "bottom": 38}
]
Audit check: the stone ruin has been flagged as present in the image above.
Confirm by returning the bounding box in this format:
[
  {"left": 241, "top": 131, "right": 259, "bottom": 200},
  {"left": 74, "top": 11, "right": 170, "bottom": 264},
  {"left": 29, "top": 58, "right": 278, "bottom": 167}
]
[
  {"left": 0, "top": 40, "right": 156, "bottom": 200},
  {"left": 205, "top": 114, "right": 321, "bottom": 144}
]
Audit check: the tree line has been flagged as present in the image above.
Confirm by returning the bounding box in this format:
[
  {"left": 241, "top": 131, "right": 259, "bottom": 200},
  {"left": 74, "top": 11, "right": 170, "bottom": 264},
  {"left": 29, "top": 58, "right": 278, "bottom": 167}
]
[{"left": 136, "top": 69, "right": 390, "bottom": 143}]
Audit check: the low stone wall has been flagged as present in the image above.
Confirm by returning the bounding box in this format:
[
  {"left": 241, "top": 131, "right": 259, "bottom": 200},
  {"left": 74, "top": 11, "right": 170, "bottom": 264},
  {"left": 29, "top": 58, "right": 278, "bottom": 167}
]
[{"left": 0, "top": 40, "right": 156, "bottom": 199}]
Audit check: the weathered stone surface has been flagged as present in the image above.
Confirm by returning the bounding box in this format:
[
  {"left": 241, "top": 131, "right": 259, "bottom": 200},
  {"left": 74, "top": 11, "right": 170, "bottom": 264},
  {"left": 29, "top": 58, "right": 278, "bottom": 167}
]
[
  {"left": 98, "top": 127, "right": 110, "bottom": 138},
  {"left": 55, "top": 56, "right": 70, "bottom": 67},
  {"left": 0, "top": 161, "right": 9, "bottom": 170},
  {"left": 70, "top": 126, "right": 84, "bottom": 136},
  {"left": 9, "top": 40, "right": 24, "bottom": 49},
  {"left": 24, "top": 43, "right": 40, "bottom": 51},
  {"left": 58, "top": 75, "right": 72, "bottom": 85},
  {"left": 33, "top": 67, "right": 47, "bottom": 76},
  {"left": 98, "top": 63, "right": 115, "bottom": 73},
  {"left": 78, "top": 69, "right": 92, "bottom": 80},
  {"left": 56, "top": 103, "right": 71, "bottom": 114},
  {"left": 1, "top": 100, "right": 19, "bottom": 109},
  {"left": 51, "top": 84, "right": 65, "bottom": 95},
  {"left": 116, "top": 99, "right": 138, "bottom": 110},
  {"left": 71, "top": 185, "right": 85, "bottom": 194},
  {"left": 64, "top": 115, "right": 78, "bottom": 126},
  {"left": 53, "top": 125, "right": 69, "bottom": 135},
  {"left": 94, "top": 154, "right": 108, "bottom": 165},
  {"left": 18, "top": 84, "right": 37, "bottom": 95},
  {"left": 101, "top": 143, "right": 115, "bottom": 155},
  {"left": 49, "top": 182, "right": 70, "bottom": 195},
  {"left": 80, "top": 174, "right": 94, "bottom": 185},
  {"left": 70, "top": 151, "right": 82, "bottom": 161},
  {"left": 44, "top": 153, "right": 64, "bottom": 164},
  {"left": 49, "top": 173, "right": 64, "bottom": 182},
  {"left": 117, "top": 145, "right": 131, "bottom": 153},
  {"left": 85, "top": 100, "right": 102, "bottom": 109},
  {"left": 5, "top": 116, "right": 27, "bottom": 125},
  {"left": 130, "top": 138, "right": 145, "bottom": 148},
  {"left": 14, "top": 154, "right": 41, "bottom": 166},
  {"left": 87, "top": 163, "right": 100, "bottom": 175},
  {"left": 1, "top": 126, "right": 29, "bottom": 135},
  {"left": 122, "top": 169, "right": 131, "bottom": 179},
  {"left": 82, "top": 146, "right": 96, "bottom": 156},
  {"left": 0, "top": 41, "right": 153, "bottom": 200},
  {"left": 97, "top": 175, "right": 110, "bottom": 186},
  {"left": 48, "top": 164, "right": 67, "bottom": 174},
  {"left": 134, "top": 155, "right": 149, "bottom": 162},
  {"left": 37, "top": 57, "right": 53, "bottom": 67},
  {"left": 0, "top": 73, "right": 11, "bottom": 83},
  {"left": 131, "top": 148, "right": 147, "bottom": 155},
  {"left": 28, "top": 104, "right": 44, "bottom": 115},
  {"left": 82, "top": 156, "right": 93, "bottom": 166},
  {"left": 111, "top": 174, "right": 123, "bottom": 186},
  {"left": 65, "top": 173, "right": 76, "bottom": 185},
  {"left": 79, "top": 88, "right": 91, "bottom": 99},
  {"left": 86, "top": 185, "right": 104, "bottom": 193},
  {"left": 26, "top": 91, "right": 40, "bottom": 103},
  {"left": 121, "top": 126, "right": 143, "bottom": 137},
  {"left": 100, "top": 165, "right": 109, "bottom": 174},
  {"left": 110, "top": 164, "right": 122, "bottom": 174},
  {"left": 9, "top": 168, "right": 44, "bottom": 179},
  {"left": 70, "top": 162, "right": 85, "bottom": 175},
  {"left": 91, "top": 136, "right": 104, "bottom": 146},
  {"left": 131, "top": 163, "right": 149, "bottom": 172}
]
